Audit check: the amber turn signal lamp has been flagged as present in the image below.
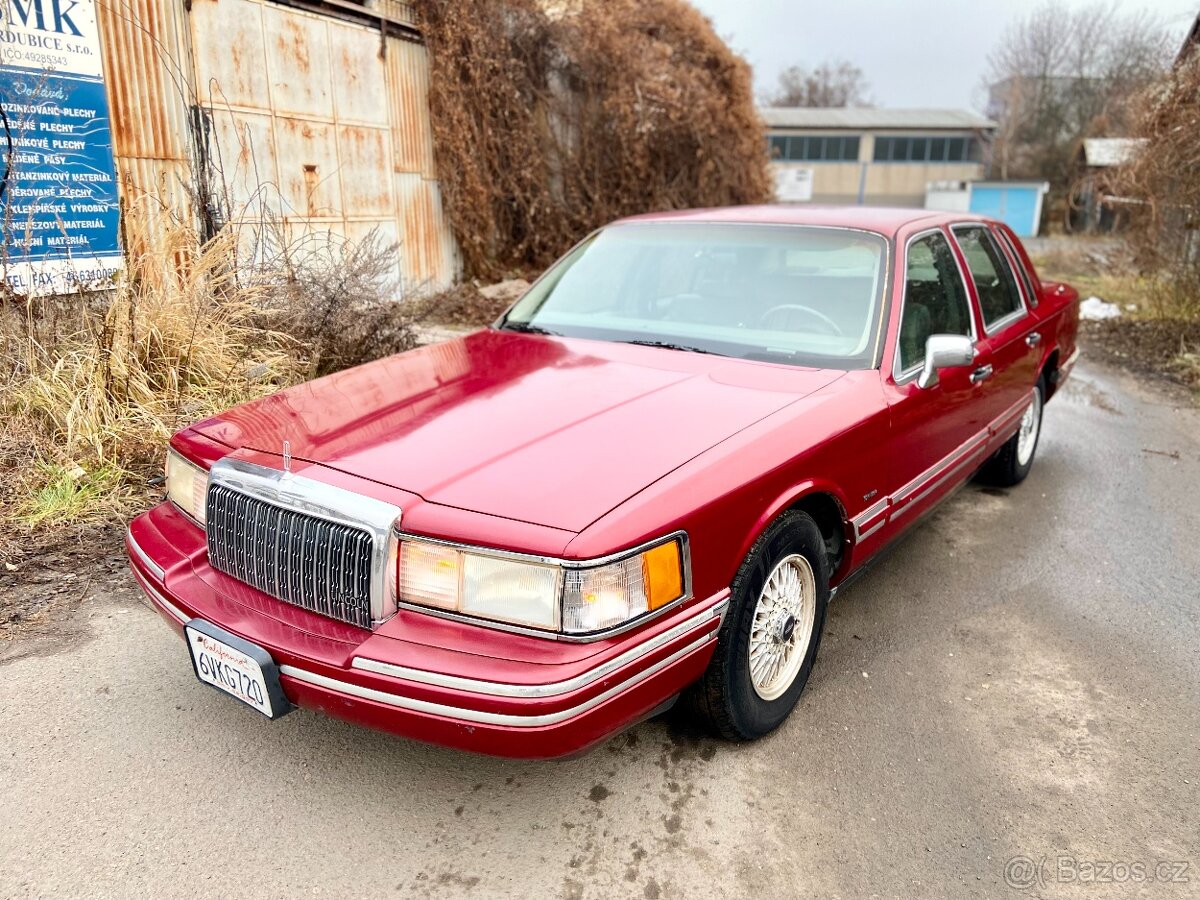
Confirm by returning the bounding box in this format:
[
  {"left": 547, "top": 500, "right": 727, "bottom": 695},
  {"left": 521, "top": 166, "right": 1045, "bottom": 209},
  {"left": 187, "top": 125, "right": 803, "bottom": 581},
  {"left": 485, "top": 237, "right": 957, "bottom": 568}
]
[{"left": 642, "top": 540, "right": 684, "bottom": 610}]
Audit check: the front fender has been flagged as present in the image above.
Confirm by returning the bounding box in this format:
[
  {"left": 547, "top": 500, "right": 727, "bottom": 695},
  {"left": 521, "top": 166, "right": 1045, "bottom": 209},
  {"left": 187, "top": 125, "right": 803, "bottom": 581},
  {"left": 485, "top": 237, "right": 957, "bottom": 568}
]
[{"left": 731, "top": 478, "right": 852, "bottom": 582}]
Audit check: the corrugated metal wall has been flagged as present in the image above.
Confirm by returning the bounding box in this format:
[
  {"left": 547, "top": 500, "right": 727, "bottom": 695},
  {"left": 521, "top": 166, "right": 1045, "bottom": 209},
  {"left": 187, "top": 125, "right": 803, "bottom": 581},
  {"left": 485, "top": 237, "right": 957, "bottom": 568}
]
[
  {"left": 96, "top": 0, "right": 196, "bottom": 244},
  {"left": 96, "top": 0, "right": 458, "bottom": 291},
  {"left": 385, "top": 37, "right": 456, "bottom": 286}
]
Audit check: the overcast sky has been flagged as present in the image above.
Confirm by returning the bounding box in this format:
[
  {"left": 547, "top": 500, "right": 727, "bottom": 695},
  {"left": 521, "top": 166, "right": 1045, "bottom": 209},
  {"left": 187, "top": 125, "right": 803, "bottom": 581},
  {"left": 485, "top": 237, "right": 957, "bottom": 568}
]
[{"left": 689, "top": 0, "right": 1199, "bottom": 111}]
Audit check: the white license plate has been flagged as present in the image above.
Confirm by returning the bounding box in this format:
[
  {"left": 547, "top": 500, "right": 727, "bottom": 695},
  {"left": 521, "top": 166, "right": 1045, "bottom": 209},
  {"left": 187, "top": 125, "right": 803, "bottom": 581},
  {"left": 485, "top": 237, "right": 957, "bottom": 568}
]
[{"left": 185, "top": 621, "right": 287, "bottom": 719}]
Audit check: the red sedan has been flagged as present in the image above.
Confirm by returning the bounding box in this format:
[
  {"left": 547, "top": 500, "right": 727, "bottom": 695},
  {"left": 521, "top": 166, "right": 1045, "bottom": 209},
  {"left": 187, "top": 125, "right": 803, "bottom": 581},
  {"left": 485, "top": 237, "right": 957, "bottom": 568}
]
[{"left": 127, "top": 206, "right": 1080, "bottom": 757}]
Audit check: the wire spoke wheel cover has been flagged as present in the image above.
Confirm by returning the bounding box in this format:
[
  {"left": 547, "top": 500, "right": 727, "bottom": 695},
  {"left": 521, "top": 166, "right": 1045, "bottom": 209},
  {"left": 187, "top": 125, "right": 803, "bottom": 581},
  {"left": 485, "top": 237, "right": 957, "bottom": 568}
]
[
  {"left": 748, "top": 553, "right": 817, "bottom": 701},
  {"left": 1016, "top": 386, "right": 1042, "bottom": 467}
]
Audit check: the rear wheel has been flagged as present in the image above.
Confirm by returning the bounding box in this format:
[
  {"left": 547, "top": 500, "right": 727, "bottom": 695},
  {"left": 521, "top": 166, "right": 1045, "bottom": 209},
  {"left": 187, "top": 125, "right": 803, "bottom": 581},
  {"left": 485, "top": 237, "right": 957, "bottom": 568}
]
[
  {"left": 691, "top": 510, "right": 830, "bottom": 740},
  {"left": 981, "top": 379, "right": 1044, "bottom": 487}
]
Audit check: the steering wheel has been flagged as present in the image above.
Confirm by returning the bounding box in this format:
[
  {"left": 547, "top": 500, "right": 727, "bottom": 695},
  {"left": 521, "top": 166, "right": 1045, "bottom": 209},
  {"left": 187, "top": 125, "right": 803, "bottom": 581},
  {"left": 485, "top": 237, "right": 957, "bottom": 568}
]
[{"left": 758, "top": 304, "right": 843, "bottom": 336}]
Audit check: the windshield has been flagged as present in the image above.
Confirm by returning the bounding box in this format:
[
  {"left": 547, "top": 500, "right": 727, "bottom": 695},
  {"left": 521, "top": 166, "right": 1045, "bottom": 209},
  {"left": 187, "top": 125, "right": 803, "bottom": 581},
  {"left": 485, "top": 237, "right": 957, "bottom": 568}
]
[{"left": 500, "top": 222, "right": 889, "bottom": 369}]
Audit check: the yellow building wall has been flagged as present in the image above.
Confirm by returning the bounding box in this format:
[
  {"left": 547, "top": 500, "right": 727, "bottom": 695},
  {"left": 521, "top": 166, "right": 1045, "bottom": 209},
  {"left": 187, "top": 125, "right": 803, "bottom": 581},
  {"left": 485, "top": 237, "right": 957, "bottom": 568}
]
[{"left": 768, "top": 130, "right": 987, "bottom": 208}]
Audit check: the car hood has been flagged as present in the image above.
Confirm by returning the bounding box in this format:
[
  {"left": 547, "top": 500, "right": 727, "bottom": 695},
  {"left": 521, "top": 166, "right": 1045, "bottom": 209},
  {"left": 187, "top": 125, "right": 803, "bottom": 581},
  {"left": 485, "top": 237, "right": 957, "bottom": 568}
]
[{"left": 192, "top": 330, "right": 844, "bottom": 532}]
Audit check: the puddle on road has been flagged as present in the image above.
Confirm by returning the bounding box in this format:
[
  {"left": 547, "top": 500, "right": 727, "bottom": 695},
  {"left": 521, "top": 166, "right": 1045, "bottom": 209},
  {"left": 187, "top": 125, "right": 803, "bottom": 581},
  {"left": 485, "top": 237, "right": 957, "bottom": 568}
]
[{"left": 1059, "top": 377, "right": 1123, "bottom": 415}]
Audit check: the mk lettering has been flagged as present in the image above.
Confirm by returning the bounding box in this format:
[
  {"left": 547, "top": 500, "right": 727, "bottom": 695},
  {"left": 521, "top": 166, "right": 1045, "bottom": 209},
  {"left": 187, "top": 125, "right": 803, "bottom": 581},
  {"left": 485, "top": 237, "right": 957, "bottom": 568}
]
[{"left": 4, "top": 0, "right": 83, "bottom": 37}]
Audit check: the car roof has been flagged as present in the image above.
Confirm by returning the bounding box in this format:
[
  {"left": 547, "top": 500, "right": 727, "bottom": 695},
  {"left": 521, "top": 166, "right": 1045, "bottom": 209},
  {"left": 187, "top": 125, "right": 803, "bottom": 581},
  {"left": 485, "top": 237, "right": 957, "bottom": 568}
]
[{"left": 613, "top": 204, "right": 984, "bottom": 238}]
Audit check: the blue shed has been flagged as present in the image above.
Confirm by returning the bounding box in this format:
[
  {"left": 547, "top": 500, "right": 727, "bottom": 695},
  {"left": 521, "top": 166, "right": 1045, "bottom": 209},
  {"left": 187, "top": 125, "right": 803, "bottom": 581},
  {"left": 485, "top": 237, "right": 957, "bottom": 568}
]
[{"left": 968, "top": 181, "right": 1049, "bottom": 237}]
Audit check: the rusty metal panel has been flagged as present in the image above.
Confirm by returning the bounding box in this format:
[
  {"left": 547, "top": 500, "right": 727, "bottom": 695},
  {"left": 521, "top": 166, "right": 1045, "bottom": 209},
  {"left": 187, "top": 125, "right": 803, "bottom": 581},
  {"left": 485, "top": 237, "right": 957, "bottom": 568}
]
[
  {"left": 343, "top": 218, "right": 403, "bottom": 284},
  {"left": 189, "top": 0, "right": 270, "bottom": 109},
  {"left": 97, "top": 0, "right": 195, "bottom": 192},
  {"left": 339, "top": 126, "right": 394, "bottom": 218},
  {"left": 367, "top": 0, "right": 417, "bottom": 28},
  {"left": 97, "top": 0, "right": 193, "bottom": 162},
  {"left": 206, "top": 108, "right": 281, "bottom": 217},
  {"left": 385, "top": 36, "right": 436, "bottom": 178},
  {"left": 114, "top": 156, "right": 194, "bottom": 257},
  {"left": 261, "top": 3, "right": 335, "bottom": 119},
  {"left": 330, "top": 23, "right": 390, "bottom": 127},
  {"left": 395, "top": 173, "right": 457, "bottom": 291},
  {"left": 274, "top": 117, "right": 342, "bottom": 216},
  {"left": 185, "top": 0, "right": 457, "bottom": 290},
  {"left": 115, "top": 157, "right": 193, "bottom": 214},
  {"left": 428, "top": 179, "right": 460, "bottom": 288}
]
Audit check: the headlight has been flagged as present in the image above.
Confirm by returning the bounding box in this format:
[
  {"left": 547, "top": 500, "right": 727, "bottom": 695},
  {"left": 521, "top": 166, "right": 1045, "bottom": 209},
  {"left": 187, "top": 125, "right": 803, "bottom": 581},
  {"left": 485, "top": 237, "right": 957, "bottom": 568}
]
[
  {"left": 397, "top": 535, "right": 687, "bottom": 635},
  {"left": 562, "top": 539, "right": 684, "bottom": 633},
  {"left": 165, "top": 448, "right": 209, "bottom": 525}
]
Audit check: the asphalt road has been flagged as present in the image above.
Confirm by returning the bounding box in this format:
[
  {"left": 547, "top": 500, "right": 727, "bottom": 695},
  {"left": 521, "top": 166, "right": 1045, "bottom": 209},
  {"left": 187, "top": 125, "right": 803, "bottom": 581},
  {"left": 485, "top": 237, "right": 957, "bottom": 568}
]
[{"left": 2, "top": 359, "right": 1198, "bottom": 900}]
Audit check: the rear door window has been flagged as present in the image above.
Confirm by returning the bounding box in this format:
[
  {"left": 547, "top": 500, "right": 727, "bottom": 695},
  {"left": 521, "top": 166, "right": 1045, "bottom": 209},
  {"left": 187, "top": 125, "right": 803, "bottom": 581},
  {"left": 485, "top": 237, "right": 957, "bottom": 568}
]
[{"left": 951, "top": 226, "right": 1026, "bottom": 331}]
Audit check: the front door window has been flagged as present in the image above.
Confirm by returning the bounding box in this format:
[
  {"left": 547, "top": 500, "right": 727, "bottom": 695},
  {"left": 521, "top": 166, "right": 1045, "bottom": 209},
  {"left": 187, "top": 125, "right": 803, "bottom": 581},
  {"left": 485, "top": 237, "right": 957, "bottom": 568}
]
[{"left": 897, "top": 231, "right": 973, "bottom": 374}]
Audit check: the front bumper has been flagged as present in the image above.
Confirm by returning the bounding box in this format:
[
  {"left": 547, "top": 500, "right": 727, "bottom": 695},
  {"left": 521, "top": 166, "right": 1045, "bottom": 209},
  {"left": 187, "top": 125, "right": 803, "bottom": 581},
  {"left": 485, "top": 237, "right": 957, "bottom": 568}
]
[{"left": 126, "top": 502, "right": 727, "bottom": 758}]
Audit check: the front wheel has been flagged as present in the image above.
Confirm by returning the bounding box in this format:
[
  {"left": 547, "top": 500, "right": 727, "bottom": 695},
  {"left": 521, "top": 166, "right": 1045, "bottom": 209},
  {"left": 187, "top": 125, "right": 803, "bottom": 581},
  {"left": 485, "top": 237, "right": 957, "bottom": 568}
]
[
  {"left": 690, "top": 510, "right": 830, "bottom": 740},
  {"left": 981, "top": 379, "right": 1044, "bottom": 487}
]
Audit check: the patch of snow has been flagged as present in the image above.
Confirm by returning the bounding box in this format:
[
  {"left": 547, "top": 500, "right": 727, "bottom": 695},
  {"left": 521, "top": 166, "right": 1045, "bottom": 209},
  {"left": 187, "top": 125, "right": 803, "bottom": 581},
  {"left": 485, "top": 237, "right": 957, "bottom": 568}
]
[{"left": 1080, "top": 296, "right": 1122, "bottom": 320}]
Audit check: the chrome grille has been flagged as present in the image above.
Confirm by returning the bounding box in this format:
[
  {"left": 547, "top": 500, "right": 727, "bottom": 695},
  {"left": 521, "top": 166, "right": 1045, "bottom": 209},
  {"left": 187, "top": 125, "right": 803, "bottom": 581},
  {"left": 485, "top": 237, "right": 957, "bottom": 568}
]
[{"left": 206, "top": 484, "right": 375, "bottom": 629}]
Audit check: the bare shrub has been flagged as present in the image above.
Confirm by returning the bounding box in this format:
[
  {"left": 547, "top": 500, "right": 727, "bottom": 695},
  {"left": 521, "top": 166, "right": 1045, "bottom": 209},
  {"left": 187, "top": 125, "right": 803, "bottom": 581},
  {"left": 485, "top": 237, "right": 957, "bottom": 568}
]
[
  {"left": 419, "top": 0, "right": 771, "bottom": 279},
  {"left": 264, "top": 227, "right": 424, "bottom": 377},
  {"left": 1116, "top": 56, "right": 1200, "bottom": 321}
]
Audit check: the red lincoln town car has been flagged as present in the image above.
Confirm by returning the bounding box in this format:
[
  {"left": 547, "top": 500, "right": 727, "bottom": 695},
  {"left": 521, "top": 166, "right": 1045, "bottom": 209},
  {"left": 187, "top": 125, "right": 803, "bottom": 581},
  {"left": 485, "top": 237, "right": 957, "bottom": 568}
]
[{"left": 126, "top": 205, "right": 1080, "bottom": 757}]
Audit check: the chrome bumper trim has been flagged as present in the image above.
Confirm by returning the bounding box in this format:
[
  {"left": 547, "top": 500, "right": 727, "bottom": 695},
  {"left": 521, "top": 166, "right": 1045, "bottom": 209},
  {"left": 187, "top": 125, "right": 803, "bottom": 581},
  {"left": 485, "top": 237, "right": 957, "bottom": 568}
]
[
  {"left": 281, "top": 632, "right": 717, "bottom": 728},
  {"left": 131, "top": 567, "right": 189, "bottom": 625},
  {"left": 352, "top": 594, "right": 729, "bottom": 699},
  {"left": 126, "top": 527, "right": 166, "bottom": 581}
]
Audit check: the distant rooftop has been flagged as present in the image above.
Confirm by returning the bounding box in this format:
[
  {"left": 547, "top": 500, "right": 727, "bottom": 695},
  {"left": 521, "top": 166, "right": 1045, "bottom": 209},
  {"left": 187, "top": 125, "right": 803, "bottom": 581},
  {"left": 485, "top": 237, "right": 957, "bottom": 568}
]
[
  {"left": 760, "top": 107, "right": 996, "bottom": 131},
  {"left": 1082, "top": 138, "right": 1145, "bottom": 168}
]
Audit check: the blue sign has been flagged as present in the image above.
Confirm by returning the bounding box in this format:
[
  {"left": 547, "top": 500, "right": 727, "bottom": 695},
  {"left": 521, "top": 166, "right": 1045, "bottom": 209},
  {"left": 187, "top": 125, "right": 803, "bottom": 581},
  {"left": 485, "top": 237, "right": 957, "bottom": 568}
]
[{"left": 1, "top": 0, "right": 122, "bottom": 294}]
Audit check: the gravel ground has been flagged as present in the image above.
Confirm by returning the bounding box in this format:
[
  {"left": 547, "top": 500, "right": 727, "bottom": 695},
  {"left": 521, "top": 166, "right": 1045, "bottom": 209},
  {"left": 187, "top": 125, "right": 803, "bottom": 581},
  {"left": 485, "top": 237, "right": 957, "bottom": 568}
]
[{"left": 2, "top": 358, "right": 1197, "bottom": 899}]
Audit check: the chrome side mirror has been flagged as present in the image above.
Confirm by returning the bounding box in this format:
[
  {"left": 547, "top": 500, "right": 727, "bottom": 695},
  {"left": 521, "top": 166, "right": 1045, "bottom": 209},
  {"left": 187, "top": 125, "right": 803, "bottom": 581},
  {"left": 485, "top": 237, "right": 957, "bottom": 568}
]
[{"left": 918, "top": 334, "right": 975, "bottom": 389}]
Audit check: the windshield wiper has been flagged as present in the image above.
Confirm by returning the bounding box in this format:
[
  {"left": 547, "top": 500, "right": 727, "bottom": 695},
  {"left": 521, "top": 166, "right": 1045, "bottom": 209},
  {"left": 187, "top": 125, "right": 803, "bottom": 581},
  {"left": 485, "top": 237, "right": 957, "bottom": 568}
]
[
  {"left": 499, "top": 321, "right": 561, "bottom": 336},
  {"left": 619, "top": 339, "right": 718, "bottom": 355}
]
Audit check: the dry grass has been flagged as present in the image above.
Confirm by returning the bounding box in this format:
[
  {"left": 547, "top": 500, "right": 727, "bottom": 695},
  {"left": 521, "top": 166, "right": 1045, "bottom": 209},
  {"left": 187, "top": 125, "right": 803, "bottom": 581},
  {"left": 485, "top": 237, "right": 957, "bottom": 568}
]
[
  {"left": 0, "top": 211, "right": 301, "bottom": 546},
  {"left": 1030, "top": 236, "right": 1200, "bottom": 393},
  {"left": 1029, "top": 236, "right": 1185, "bottom": 318},
  {"left": 1, "top": 206, "right": 423, "bottom": 557}
]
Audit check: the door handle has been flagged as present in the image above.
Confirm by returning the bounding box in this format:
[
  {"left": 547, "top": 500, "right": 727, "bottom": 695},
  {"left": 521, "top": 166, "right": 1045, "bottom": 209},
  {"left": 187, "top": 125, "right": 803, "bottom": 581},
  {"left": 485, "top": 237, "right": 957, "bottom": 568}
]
[
  {"left": 1026, "top": 332, "right": 1042, "bottom": 348},
  {"left": 970, "top": 364, "right": 994, "bottom": 384}
]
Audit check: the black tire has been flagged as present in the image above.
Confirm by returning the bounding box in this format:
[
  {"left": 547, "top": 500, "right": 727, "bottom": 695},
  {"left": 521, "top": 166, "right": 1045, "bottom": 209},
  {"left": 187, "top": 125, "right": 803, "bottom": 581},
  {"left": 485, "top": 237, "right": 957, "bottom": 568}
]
[
  {"left": 690, "top": 510, "right": 830, "bottom": 741},
  {"left": 980, "top": 377, "right": 1045, "bottom": 487}
]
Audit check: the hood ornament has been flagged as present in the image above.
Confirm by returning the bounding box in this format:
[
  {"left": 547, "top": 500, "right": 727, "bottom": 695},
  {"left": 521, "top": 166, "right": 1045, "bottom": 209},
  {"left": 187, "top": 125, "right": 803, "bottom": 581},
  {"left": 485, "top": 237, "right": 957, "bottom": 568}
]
[{"left": 282, "top": 440, "right": 292, "bottom": 476}]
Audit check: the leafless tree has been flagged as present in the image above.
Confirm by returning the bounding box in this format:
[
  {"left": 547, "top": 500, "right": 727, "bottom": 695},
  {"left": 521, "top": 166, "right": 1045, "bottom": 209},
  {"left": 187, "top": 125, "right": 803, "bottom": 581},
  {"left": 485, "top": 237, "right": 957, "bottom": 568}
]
[
  {"left": 984, "top": 1, "right": 1172, "bottom": 185},
  {"left": 765, "top": 60, "right": 870, "bottom": 108}
]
